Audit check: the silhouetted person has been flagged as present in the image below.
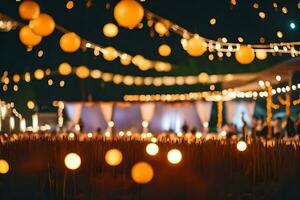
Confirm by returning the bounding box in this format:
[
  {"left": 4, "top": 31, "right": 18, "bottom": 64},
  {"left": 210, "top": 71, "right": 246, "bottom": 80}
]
[
  {"left": 256, "top": 116, "right": 268, "bottom": 138},
  {"left": 241, "top": 112, "right": 247, "bottom": 139},
  {"left": 296, "top": 112, "right": 300, "bottom": 135},
  {"left": 286, "top": 116, "right": 296, "bottom": 137},
  {"left": 191, "top": 127, "right": 197, "bottom": 134},
  {"left": 181, "top": 121, "right": 189, "bottom": 133},
  {"left": 273, "top": 117, "right": 283, "bottom": 139},
  {"left": 251, "top": 116, "right": 258, "bottom": 138}
]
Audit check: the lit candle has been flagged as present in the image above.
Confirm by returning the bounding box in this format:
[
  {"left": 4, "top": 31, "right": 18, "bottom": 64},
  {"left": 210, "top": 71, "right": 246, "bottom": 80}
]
[
  {"left": 9, "top": 116, "right": 15, "bottom": 130},
  {"left": 32, "top": 114, "right": 38, "bottom": 132},
  {"left": 20, "top": 118, "right": 26, "bottom": 132}
]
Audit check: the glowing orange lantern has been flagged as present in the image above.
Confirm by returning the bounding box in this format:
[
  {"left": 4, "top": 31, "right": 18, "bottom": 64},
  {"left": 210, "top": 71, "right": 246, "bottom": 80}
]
[
  {"left": 105, "top": 149, "right": 123, "bottom": 166},
  {"left": 186, "top": 35, "right": 207, "bottom": 57},
  {"left": 235, "top": 46, "right": 255, "bottom": 64},
  {"left": 60, "top": 32, "right": 81, "bottom": 53},
  {"left": 114, "top": 0, "right": 144, "bottom": 29},
  {"left": 19, "top": 25, "right": 42, "bottom": 47},
  {"left": 19, "top": 1, "right": 40, "bottom": 20},
  {"left": 131, "top": 162, "right": 154, "bottom": 184},
  {"left": 29, "top": 13, "right": 55, "bottom": 36},
  {"left": 58, "top": 62, "right": 72, "bottom": 76},
  {"left": 158, "top": 44, "right": 171, "bottom": 57}
]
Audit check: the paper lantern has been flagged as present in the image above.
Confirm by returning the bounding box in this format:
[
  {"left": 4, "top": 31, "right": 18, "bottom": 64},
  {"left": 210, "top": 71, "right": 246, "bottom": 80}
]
[
  {"left": 235, "top": 46, "right": 255, "bottom": 64},
  {"left": 120, "top": 54, "right": 132, "bottom": 65},
  {"left": 146, "top": 143, "right": 159, "bottom": 156},
  {"left": 131, "top": 162, "right": 154, "bottom": 184},
  {"left": 255, "top": 49, "right": 267, "bottom": 60},
  {"left": 58, "top": 62, "right": 72, "bottom": 76},
  {"left": 103, "top": 47, "right": 118, "bottom": 61},
  {"left": 158, "top": 44, "right": 171, "bottom": 57},
  {"left": 27, "top": 100, "right": 35, "bottom": 110},
  {"left": 60, "top": 32, "right": 81, "bottom": 53},
  {"left": 114, "top": 0, "right": 144, "bottom": 29},
  {"left": 19, "top": 1, "right": 40, "bottom": 20},
  {"left": 76, "top": 66, "right": 89, "bottom": 79},
  {"left": 0, "top": 159, "right": 9, "bottom": 174},
  {"left": 29, "top": 13, "right": 55, "bottom": 36},
  {"left": 90, "top": 70, "right": 101, "bottom": 79},
  {"left": 34, "top": 69, "right": 44, "bottom": 80},
  {"left": 19, "top": 25, "right": 42, "bottom": 47},
  {"left": 64, "top": 153, "right": 81, "bottom": 170},
  {"left": 167, "top": 149, "right": 182, "bottom": 164},
  {"left": 236, "top": 141, "right": 247, "bottom": 152},
  {"left": 154, "top": 22, "right": 168, "bottom": 36},
  {"left": 186, "top": 36, "right": 207, "bottom": 57},
  {"left": 105, "top": 149, "right": 123, "bottom": 166},
  {"left": 13, "top": 74, "right": 21, "bottom": 83},
  {"left": 103, "top": 23, "right": 119, "bottom": 38}
]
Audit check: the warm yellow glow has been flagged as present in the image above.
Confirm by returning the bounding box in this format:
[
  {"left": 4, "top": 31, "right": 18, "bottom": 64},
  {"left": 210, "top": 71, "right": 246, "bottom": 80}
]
[
  {"left": 195, "top": 132, "right": 202, "bottom": 139},
  {"left": 253, "top": 3, "right": 259, "bottom": 9},
  {"left": 103, "top": 46, "right": 118, "bottom": 61},
  {"left": 151, "top": 137, "right": 157, "bottom": 143},
  {"left": 167, "top": 149, "right": 182, "bottom": 164},
  {"left": 24, "top": 72, "right": 31, "bottom": 82},
  {"left": 34, "top": 69, "right": 44, "bottom": 80},
  {"left": 237, "top": 37, "right": 244, "bottom": 43},
  {"left": 105, "top": 149, "right": 123, "bottom": 166},
  {"left": 237, "top": 141, "right": 247, "bottom": 151},
  {"left": 87, "top": 132, "right": 93, "bottom": 138},
  {"left": 59, "top": 80, "right": 65, "bottom": 87},
  {"left": 0, "top": 159, "right": 9, "bottom": 174},
  {"left": 58, "top": 62, "right": 72, "bottom": 76},
  {"left": 13, "top": 74, "right": 21, "bottom": 83},
  {"left": 29, "top": 13, "right": 55, "bottom": 36},
  {"left": 120, "top": 53, "right": 132, "bottom": 65},
  {"left": 276, "top": 75, "right": 281, "bottom": 81},
  {"left": 255, "top": 49, "right": 267, "bottom": 60},
  {"left": 235, "top": 46, "right": 255, "bottom": 64},
  {"left": 276, "top": 31, "right": 283, "bottom": 38},
  {"left": 131, "top": 162, "right": 154, "bottom": 184},
  {"left": 108, "top": 121, "right": 114, "bottom": 127},
  {"left": 210, "top": 18, "right": 216, "bottom": 25},
  {"left": 258, "top": 12, "right": 266, "bottom": 19},
  {"left": 64, "top": 153, "right": 81, "bottom": 170},
  {"left": 76, "top": 66, "right": 89, "bottom": 79},
  {"left": 19, "top": 1, "right": 40, "bottom": 20},
  {"left": 19, "top": 25, "right": 42, "bottom": 47},
  {"left": 281, "top": 6, "right": 288, "bottom": 14},
  {"left": 103, "top": 23, "right": 119, "bottom": 38},
  {"left": 114, "top": 0, "right": 144, "bottom": 29},
  {"left": 48, "top": 79, "right": 53, "bottom": 86},
  {"left": 142, "top": 120, "right": 149, "bottom": 128},
  {"left": 105, "top": 131, "right": 111, "bottom": 137},
  {"left": 146, "top": 143, "right": 159, "bottom": 156},
  {"left": 158, "top": 44, "right": 171, "bottom": 57},
  {"left": 66, "top": 1, "right": 74, "bottom": 9},
  {"left": 186, "top": 35, "right": 207, "bottom": 57},
  {"left": 37, "top": 50, "right": 43, "bottom": 57},
  {"left": 154, "top": 21, "right": 168, "bottom": 36},
  {"left": 27, "top": 100, "right": 35, "bottom": 110},
  {"left": 60, "top": 32, "right": 81, "bottom": 53}
]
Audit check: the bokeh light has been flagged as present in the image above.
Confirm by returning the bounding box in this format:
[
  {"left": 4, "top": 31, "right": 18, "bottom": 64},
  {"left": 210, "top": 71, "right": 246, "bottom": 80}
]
[
  {"left": 0, "top": 159, "right": 9, "bottom": 174},
  {"left": 167, "top": 149, "right": 182, "bottom": 164},
  {"left": 64, "top": 153, "right": 81, "bottom": 170},
  {"left": 237, "top": 141, "right": 247, "bottom": 152},
  {"left": 146, "top": 143, "right": 159, "bottom": 156},
  {"left": 131, "top": 162, "right": 154, "bottom": 184},
  {"left": 105, "top": 149, "right": 123, "bottom": 166}
]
